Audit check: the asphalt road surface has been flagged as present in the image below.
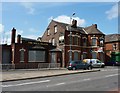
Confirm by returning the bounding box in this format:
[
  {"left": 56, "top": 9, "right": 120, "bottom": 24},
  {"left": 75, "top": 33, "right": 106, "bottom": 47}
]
[{"left": 2, "top": 66, "right": 120, "bottom": 92}]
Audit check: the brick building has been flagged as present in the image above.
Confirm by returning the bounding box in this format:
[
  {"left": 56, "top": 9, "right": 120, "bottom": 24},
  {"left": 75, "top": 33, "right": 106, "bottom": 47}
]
[
  {"left": 105, "top": 34, "right": 120, "bottom": 63},
  {"left": 41, "top": 20, "right": 105, "bottom": 67},
  {"left": 1, "top": 28, "right": 56, "bottom": 69}
]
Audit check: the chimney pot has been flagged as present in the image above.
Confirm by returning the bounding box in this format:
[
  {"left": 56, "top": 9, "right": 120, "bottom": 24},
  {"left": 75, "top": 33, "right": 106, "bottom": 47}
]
[
  {"left": 71, "top": 19, "right": 77, "bottom": 28},
  {"left": 17, "top": 34, "right": 21, "bottom": 44},
  {"left": 11, "top": 27, "right": 16, "bottom": 44},
  {"left": 92, "top": 24, "right": 97, "bottom": 28}
]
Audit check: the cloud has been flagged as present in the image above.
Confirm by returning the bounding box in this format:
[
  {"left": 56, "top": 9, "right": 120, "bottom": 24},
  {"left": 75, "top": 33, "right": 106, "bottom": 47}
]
[
  {"left": 106, "top": 4, "right": 118, "bottom": 20},
  {"left": 53, "top": 15, "right": 86, "bottom": 26},
  {"left": 0, "top": 24, "right": 4, "bottom": 33},
  {"left": 29, "top": 28, "right": 39, "bottom": 33},
  {"left": 20, "top": 2, "right": 35, "bottom": 15}
]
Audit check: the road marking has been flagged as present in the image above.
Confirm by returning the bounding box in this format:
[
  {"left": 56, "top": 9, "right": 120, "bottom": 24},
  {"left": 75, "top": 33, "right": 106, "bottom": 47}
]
[
  {"left": 2, "top": 80, "right": 50, "bottom": 87},
  {"left": 46, "top": 82, "right": 65, "bottom": 88},
  {"left": 56, "top": 82, "right": 65, "bottom": 86},
  {"left": 101, "top": 69, "right": 118, "bottom": 71},
  {"left": 105, "top": 74, "right": 118, "bottom": 78},
  {"left": 83, "top": 78, "right": 91, "bottom": 81}
]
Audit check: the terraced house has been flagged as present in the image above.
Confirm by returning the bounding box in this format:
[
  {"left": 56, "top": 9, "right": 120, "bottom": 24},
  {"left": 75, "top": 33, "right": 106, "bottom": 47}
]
[
  {"left": 41, "top": 20, "right": 105, "bottom": 67},
  {"left": 105, "top": 34, "right": 120, "bottom": 64}
]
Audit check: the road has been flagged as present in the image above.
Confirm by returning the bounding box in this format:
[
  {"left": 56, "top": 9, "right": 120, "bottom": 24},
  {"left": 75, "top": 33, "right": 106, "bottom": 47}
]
[{"left": 2, "top": 66, "right": 120, "bottom": 92}]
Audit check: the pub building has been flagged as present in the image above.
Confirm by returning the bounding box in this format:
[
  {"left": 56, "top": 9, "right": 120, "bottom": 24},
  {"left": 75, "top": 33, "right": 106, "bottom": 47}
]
[
  {"left": 42, "top": 20, "right": 105, "bottom": 67},
  {"left": 0, "top": 28, "right": 61, "bottom": 69},
  {"left": 0, "top": 19, "right": 105, "bottom": 68}
]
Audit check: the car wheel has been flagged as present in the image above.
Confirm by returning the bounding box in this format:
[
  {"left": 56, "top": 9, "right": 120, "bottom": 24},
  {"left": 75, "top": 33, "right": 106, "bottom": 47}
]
[
  {"left": 88, "top": 66, "right": 92, "bottom": 70},
  {"left": 72, "top": 67, "right": 76, "bottom": 70},
  {"left": 101, "top": 65, "right": 105, "bottom": 68}
]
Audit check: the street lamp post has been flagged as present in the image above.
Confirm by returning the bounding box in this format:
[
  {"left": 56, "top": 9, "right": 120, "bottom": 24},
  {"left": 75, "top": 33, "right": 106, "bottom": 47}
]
[{"left": 69, "top": 13, "right": 75, "bottom": 62}]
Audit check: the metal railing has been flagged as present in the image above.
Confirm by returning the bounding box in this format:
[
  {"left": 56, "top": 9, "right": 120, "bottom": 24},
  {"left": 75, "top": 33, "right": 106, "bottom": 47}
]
[
  {"left": 1, "top": 63, "right": 61, "bottom": 70},
  {"left": 38, "top": 63, "right": 61, "bottom": 70},
  {"left": 1, "top": 64, "right": 15, "bottom": 70}
]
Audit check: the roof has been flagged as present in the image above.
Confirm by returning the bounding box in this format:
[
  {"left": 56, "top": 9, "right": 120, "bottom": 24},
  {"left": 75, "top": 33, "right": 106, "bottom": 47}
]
[
  {"left": 105, "top": 34, "right": 120, "bottom": 43},
  {"left": 21, "top": 37, "right": 37, "bottom": 42},
  {"left": 84, "top": 24, "right": 104, "bottom": 35},
  {"left": 52, "top": 20, "right": 86, "bottom": 34}
]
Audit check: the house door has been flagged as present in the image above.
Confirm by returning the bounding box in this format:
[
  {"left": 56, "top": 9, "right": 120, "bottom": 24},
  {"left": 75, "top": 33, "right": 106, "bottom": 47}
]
[
  {"left": 2, "top": 50, "right": 11, "bottom": 64},
  {"left": 100, "top": 52, "right": 104, "bottom": 62},
  {"left": 51, "top": 52, "right": 57, "bottom": 68},
  {"left": 51, "top": 53, "right": 56, "bottom": 63}
]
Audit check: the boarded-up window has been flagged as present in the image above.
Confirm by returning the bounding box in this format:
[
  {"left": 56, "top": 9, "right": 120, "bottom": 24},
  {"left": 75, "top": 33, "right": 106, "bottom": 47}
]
[
  {"left": 74, "top": 51, "right": 78, "bottom": 60},
  {"left": 92, "top": 38, "right": 97, "bottom": 46},
  {"left": 20, "top": 50, "right": 24, "bottom": 62},
  {"left": 74, "top": 36, "right": 78, "bottom": 45},
  {"left": 29, "top": 50, "right": 45, "bottom": 62},
  {"left": 92, "top": 52, "right": 97, "bottom": 59},
  {"left": 83, "top": 38, "right": 87, "bottom": 46}
]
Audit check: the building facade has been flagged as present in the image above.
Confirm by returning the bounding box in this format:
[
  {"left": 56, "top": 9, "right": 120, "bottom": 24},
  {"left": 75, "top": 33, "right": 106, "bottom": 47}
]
[
  {"left": 1, "top": 28, "right": 56, "bottom": 69},
  {"left": 105, "top": 34, "right": 120, "bottom": 63},
  {"left": 42, "top": 20, "right": 105, "bottom": 67}
]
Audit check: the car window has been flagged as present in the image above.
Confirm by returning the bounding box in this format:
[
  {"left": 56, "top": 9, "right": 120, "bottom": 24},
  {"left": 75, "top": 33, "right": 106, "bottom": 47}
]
[
  {"left": 74, "top": 61, "right": 78, "bottom": 64},
  {"left": 97, "top": 61, "right": 101, "bottom": 63}
]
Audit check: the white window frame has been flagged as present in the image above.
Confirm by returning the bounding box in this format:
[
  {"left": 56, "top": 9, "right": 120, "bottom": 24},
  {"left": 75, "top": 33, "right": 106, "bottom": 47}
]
[
  {"left": 54, "top": 25, "right": 57, "bottom": 33},
  {"left": 52, "top": 38, "right": 55, "bottom": 46},
  {"left": 47, "top": 28, "right": 50, "bottom": 35},
  {"left": 91, "top": 37, "right": 97, "bottom": 46},
  {"left": 82, "top": 37, "right": 87, "bottom": 46}
]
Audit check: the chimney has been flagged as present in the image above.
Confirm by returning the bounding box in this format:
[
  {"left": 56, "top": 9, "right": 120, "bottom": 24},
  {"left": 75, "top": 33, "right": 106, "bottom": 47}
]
[
  {"left": 92, "top": 24, "right": 97, "bottom": 28},
  {"left": 17, "top": 34, "right": 21, "bottom": 44},
  {"left": 71, "top": 19, "right": 77, "bottom": 28},
  {"left": 11, "top": 28, "right": 16, "bottom": 44}
]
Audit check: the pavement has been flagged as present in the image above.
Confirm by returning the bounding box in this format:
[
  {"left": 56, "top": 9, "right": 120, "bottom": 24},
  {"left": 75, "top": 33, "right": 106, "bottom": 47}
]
[{"left": 1, "top": 68, "right": 100, "bottom": 82}]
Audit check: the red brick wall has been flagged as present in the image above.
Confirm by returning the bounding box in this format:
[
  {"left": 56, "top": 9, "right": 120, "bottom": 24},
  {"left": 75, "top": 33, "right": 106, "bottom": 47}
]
[{"left": 105, "top": 41, "right": 120, "bottom": 62}]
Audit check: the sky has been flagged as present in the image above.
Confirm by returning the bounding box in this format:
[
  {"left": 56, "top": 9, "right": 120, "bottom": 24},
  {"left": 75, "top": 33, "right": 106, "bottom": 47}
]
[{"left": 0, "top": 0, "right": 119, "bottom": 45}]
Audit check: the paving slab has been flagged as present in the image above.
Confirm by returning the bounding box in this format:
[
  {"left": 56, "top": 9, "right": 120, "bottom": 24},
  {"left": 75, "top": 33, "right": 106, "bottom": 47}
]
[{"left": 1, "top": 68, "right": 100, "bottom": 82}]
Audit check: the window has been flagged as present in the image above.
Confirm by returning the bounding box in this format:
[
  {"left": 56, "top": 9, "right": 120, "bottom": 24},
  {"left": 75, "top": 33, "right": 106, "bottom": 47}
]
[
  {"left": 113, "top": 43, "right": 117, "bottom": 50},
  {"left": 100, "top": 40, "right": 104, "bottom": 46},
  {"left": 47, "top": 28, "right": 50, "bottom": 35},
  {"left": 20, "top": 50, "right": 24, "bottom": 62},
  {"left": 54, "top": 25, "right": 57, "bottom": 33},
  {"left": 92, "top": 38, "right": 97, "bottom": 46},
  {"left": 99, "top": 37, "right": 104, "bottom": 46},
  {"left": 52, "top": 38, "right": 56, "bottom": 46},
  {"left": 59, "top": 32, "right": 64, "bottom": 44},
  {"left": 74, "top": 36, "right": 78, "bottom": 45},
  {"left": 83, "top": 38, "right": 87, "bottom": 46},
  {"left": 92, "top": 52, "right": 97, "bottom": 59},
  {"left": 28, "top": 50, "right": 45, "bottom": 62},
  {"left": 74, "top": 51, "right": 78, "bottom": 60}
]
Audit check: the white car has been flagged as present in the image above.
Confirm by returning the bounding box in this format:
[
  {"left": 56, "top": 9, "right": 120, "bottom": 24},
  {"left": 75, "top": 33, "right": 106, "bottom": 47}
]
[{"left": 83, "top": 59, "right": 105, "bottom": 68}]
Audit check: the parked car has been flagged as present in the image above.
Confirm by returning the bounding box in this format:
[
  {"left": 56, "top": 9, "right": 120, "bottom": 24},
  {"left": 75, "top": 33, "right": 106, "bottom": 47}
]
[
  {"left": 83, "top": 59, "right": 105, "bottom": 68},
  {"left": 67, "top": 60, "right": 92, "bottom": 70}
]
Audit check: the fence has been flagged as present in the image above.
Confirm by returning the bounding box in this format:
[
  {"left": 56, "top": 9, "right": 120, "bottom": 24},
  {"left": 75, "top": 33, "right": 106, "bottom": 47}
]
[
  {"left": 38, "top": 63, "right": 61, "bottom": 70},
  {"left": 1, "top": 64, "right": 15, "bottom": 70},
  {"left": 1, "top": 63, "right": 61, "bottom": 70}
]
